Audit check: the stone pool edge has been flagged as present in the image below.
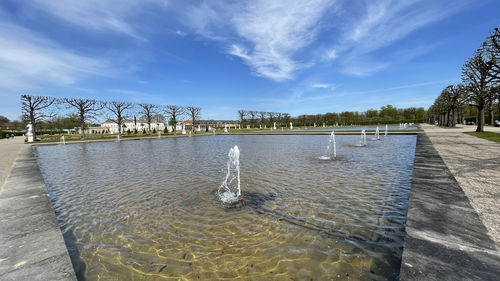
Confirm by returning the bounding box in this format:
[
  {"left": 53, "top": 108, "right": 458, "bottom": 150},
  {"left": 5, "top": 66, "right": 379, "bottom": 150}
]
[
  {"left": 0, "top": 145, "right": 77, "bottom": 281},
  {"left": 400, "top": 133, "right": 500, "bottom": 280}
]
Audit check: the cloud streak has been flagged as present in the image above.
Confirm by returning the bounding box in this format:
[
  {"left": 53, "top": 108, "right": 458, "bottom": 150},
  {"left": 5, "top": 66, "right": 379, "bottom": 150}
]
[
  {"left": 26, "top": 0, "right": 169, "bottom": 39},
  {"left": 0, "top": 21, "right": 113, "bottom": 90},
  {"left": 186, "top": 0, "right": 334, "bottom": 82},
  {"left": 183, "top": 0, "right": 470, "bottom": 81}
]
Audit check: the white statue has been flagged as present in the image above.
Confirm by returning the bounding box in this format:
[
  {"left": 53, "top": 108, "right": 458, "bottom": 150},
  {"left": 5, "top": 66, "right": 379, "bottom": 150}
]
[
  {"left": 290, "top": 122, "right": 293, "bottom": 129},
  {"left": 26, "top": 123, "right": 34, "bottom": 142}
]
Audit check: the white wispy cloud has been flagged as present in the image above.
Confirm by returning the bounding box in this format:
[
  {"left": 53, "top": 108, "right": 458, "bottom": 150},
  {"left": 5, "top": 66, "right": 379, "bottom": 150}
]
[
  {"left": 345, "top": 0, "right": 468, "bottom": 54},
  {"left": 27, "top": 0, "right": 168, "bottom": 38},
  {"left": 332, "top": 0, "right": 471, "bottom": 75},
  {"left": 182, "top": 0, "right": 469, "bottom": 80},
  {"left": 311, "top": 84, "right": 332, "bottom": 89},
  {"left": 0, "top": 21, "right": 113, "bottom": 90},
  {"left": 186, "top": 0, "right": 334, "bottom": 82}
]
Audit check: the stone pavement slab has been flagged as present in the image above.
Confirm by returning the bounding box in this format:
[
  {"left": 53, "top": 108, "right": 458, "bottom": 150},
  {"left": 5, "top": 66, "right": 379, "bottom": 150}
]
[
  {"left": 400, "top": 133, "right": 500, "bottom": 281},
  {"left": 0, "top": 137, "right": 25, "bottom": 190},
  {"left": 422, "top": 124, "right": 500, "bottom": 245},
  {"left": 0, "top": 145, "right": 76, "bottom": 281}
]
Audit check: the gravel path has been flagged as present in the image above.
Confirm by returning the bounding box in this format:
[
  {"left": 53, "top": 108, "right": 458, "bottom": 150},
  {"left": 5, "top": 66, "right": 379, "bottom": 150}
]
[
  {"left": 0, "top": 137, "right": 25, "bottom": 190},
  {"left": 422, "top": 124, "right": 500, "bottom": 246}
]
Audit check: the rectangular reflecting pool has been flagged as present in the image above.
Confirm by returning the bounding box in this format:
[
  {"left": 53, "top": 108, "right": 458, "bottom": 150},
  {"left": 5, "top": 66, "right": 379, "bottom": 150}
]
[{"left": 36, "top": 134, "right": 416, "bottom": 280}]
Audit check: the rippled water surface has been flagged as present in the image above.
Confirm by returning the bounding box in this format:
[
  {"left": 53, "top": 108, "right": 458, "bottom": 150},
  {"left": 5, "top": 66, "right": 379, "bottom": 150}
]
[
  {"left": 36, "top": 135, "right": 416, "bottom": 281},
  {"left": 291, "top": 125, "right": 419, "bottom": 131}
]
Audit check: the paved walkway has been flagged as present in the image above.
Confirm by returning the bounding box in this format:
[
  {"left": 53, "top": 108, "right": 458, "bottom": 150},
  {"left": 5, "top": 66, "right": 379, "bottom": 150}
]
[
  {"left": 0, "top": 141, "right": 76, "bottom": 280},
  {"left": 401, "top": 133, "right": 500, "bottom": 280},
  {"left": 421, "top": 124, "right": 500, "bottom": 245},
  {"left": 0, "top": 137, "right": 25, "bottom": 190}
]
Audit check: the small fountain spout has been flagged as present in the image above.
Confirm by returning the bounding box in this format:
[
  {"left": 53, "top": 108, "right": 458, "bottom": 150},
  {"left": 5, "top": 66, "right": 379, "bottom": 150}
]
[
  {"left": 218, "top": 145, "right": 242, "bottom": 204},
  {"left": 358, "top": 130, "right": 366, "bottom": 146},
  {"left": 328, "top": 131, "right": 337, "bottom": 158}
]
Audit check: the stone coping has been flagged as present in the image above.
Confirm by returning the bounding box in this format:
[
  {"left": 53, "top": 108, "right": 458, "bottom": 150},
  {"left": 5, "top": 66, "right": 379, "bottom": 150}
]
[
  {"left": 0, "top": 145, "right": 77, "bottom": 281},
  {"left": 4, "top": 132, "right": 498, "bottom": 280},
  {"left": 400, "top": 133, "right": 500, "bottom": 280}
]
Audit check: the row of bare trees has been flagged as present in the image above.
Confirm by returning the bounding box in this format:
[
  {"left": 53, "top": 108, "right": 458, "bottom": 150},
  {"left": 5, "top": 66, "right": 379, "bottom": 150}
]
[
  {"left": 236, "top": 110, "right": 291, "bottom": 128},
  {"left": 429, "top": 28, "right": 500, "bottom": 131},
  {"left": 20, "top": 95, "right": 201, "bottom": 139}
]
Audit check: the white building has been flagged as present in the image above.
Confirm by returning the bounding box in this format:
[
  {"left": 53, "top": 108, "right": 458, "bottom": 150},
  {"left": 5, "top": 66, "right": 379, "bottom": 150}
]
[{"left": 101, "top": 119, "right": 166, "bottom": 134}]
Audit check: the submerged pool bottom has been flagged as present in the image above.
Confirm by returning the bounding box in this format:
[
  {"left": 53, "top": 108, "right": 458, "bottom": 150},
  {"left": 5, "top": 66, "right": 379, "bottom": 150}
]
[{"left": 36, "top": 134, "right": 416, "bottom": 280}]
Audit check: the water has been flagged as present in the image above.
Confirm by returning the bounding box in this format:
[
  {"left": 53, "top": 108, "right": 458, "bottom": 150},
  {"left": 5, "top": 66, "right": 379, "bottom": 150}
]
[
  {"left": 319, "top": 131, "right": 336, "bottom": 160},
  {"left": 372, "top": 127, "right": 380, "bottom": 141},
  {"left": 36, "top": 135, "right": 416, "bottom": 281},
  {"left": 292, "top": 125, "right": 419, "bottom": 132},
  {"left": 357, "top": 130, "right": 367, "bottom": 146},
  {"left": 217, "top": 145, "right": 241, "bottom": 203}
]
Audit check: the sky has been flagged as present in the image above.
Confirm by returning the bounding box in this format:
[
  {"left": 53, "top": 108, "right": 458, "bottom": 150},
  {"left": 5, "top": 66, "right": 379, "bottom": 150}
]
[{"left": 0, "top": 0, "right": 499, "bottom": 121}]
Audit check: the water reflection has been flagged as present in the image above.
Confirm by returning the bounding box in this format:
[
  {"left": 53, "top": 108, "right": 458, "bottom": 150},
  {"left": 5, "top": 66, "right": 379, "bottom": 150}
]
[{"left": 37, "top": 135, "right": 416, "bottom": 280}]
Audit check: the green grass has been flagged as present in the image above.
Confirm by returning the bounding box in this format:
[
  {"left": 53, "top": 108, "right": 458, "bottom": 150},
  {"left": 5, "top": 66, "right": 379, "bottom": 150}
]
[
  {"left": 34, "top": 132, "right": 211, "bottom": 144},
  {"left": 465, "top": 131, "right": 500, "bottom": 143}
]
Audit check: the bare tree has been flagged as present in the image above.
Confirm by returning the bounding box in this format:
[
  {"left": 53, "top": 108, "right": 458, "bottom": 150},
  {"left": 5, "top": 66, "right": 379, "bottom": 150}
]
[
  {"left": 277, "top": 112, "right": 283, "bottom": 127},
  {"left": 283, "top": 113, "right": 291, "bottom": 126},
  {"left": 237, "top": 110, "right": 247, "bottom": 128},
  {"left": 64, "top": 98, "right": 103, "bottom": 139},
  {"left": 267, "top": 112, "right": 276, "bottom": 127},
  {"left": 138, "top": 104, "right": 159, "bottom": 135},
  {"left": 440, "top": 84, "right": 467, "bottom": 126},
  {"left": 493, "top": 85, "right": 500, "bottom": 122},
  {"left": 0, "top": 115, "right": 10, "bottom": 126},
  {"left": 258, "top": 111, "right": 266, "bottom": 128},
  {"left": 21, "top": 95, "right": 57, "bottom": 140},
  {"left": 248, "top": 111, "right": 257, "bottom": 128},
  {"left": 186, "top": 106, "right": 202, "bottom": 132},
  {"left": 462, "top": 46, "right": 499, "bottom": 132},
  {"left": 164, "top": 105, "right": 185, "bottom": 135},
  {"left": 104, "top": 101, "right": 134, "bottom": 138}
]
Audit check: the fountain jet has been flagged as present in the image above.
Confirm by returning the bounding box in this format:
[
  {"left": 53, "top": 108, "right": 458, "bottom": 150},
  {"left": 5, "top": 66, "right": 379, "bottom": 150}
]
[
  {"left": 218, "top": 145, "right": 242, "bottom": 204},
  {"left": 357, "top": 130, "right": 367, "bottom": 146},
  {"left": 326, "top": 131, "right": 336, "bottom": 159}
]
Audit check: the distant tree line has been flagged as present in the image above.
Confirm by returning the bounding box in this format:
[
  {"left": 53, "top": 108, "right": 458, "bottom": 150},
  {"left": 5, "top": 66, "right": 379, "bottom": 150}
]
[
  {"left": 236, "top": 105, "right": 426, "bottom": 127},
  {"left": 236, "top": 110, "right": 291, "bottom": 128},
  {"left": 20, "top": 95, "right": 201, "bottom": 139},
  {"left": 428, "top": 28, "right": 500, "bottom": 132}
]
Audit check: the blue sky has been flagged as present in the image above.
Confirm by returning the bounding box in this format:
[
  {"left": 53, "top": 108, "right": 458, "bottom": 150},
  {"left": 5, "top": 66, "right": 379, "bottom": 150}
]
[{"left": 0, "top": 0, "right": 499, "bottom": 121}]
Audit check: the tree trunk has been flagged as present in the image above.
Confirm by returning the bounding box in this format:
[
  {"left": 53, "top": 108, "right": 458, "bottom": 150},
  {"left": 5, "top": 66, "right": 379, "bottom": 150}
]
[
  {"left": 81, "top": 120, "right": 86, "bottom": 139},
  {"left": 118, "top": 120, "right": 122, "bottom": 138},
  {"left": 30, "top": 115, "right": 37, "bottom": 141},
  {"left": 451, "top": 108, "right": 457, "bottom": 127},
  {"left": 476, "top": 106, "right": 485, "bottom": 132},
  {"left": 488, "top": 109, "right": 494, "bottom": 125}
]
